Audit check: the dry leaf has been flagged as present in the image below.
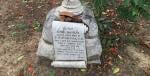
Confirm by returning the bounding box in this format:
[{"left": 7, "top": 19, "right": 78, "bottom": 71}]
[
  {"left": 112, "top": 67, "right": 120, "bottom": 74},
  {"left": 81, "top": 69, "right": 86, "bottom": 72},
  {"left": 118, "top": 55, "right": 123, "bottom": 60},
  {"left": 17, "top": 56, "right": 24, "bottom": 61},
  {"left": 28, "top": 64, "right": 34, "bottom": 74}
]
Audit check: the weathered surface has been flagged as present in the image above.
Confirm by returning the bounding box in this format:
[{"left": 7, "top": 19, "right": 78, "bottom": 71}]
[
  {"left": 51, "top": 21, "right": 87, "bottom": 68},
  {"left": 60, "top": 0, "right": 84, "bottom": 15},
  {"left": 37, "top": 6, "right": 102, "bottom": 63},
  {"left": 52, "top": 21, "right": 87, "bottom": 61}
]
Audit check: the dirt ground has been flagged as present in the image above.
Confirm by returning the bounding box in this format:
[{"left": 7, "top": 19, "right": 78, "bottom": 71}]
[{"left": 0, "top": 0, "right": 150, "bottom": 76}]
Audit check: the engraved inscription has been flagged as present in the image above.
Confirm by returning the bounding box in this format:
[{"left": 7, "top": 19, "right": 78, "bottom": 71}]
[{"left": 52, "top": 21, "right": 87, "bottom": 61}]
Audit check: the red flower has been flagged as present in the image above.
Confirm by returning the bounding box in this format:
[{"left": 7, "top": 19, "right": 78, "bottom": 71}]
[
  {"left": 110, "top": 47, "right": 118, "bottom": 54},
  {"left": 28, "top": 64, "right": 33, "bottom": 74}
]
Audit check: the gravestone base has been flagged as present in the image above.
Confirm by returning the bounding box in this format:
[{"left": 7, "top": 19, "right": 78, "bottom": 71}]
[{"left": 51, "top": 61, "right": 86, "bottom": 68}]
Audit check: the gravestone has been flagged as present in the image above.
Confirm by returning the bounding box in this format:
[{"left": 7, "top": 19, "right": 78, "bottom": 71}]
[
  {"left": 51, "top": 21, "right": 87, "bottom": 68},
  {"left": 36, "top": 0, "right": 102, "bottom": 68},
  {"left": 52, "top": 21, "right": 87, "bottom": 61}
]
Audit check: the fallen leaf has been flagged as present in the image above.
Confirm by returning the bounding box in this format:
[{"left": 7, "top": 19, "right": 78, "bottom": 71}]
[
  {"left": 110, "top": 47, "right": 118, "bottom": 54},
  {"left": 17, "top": 55, "right": 24, "bottom": 61},
  {"left": 28, "top": 64, "right": 33, "bottom": 74},
  {"left": 17, "top": 70, "right": 24, "bottom": 76},
  {"left": 144, "top": 41, "right": 150, "bottom": 48},
  {"left": 108, "top": 60, "right": 113, "bottom": 66},
  {"left": 112, "top": 67, "right": 120, "bottom": 74},
  {"left": 81, "top": 69, "right": 86, "bottom": 72},
  {"left": 32, "top": 71, "right": 35, "bottom": 76},
  {"left": 118, "top": 55, "right": 123, "bottom": 60}
]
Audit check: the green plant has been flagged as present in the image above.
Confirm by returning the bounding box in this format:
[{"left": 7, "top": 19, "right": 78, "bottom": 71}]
[
  {"left": 87, "top": 0, "right": 147, "bottom": 49},
  {"left": 97, "top": 18, "right": 113, "bottom": 48},
  {"left": 16, "top": 23, "right": 29, "bottom": 31},
  {"left": 11, "top": 32, "right": 18, "bottom": 37},
  {"left": 32, "top": 20, "right": 42, "bottom": 32},
  {"left": 49, "top": 69, "right": 55, "bottom": 76},
  {"left": 117, "top": 0, "right": 150, "bottom": 21},
  {"left": 92, "top": 0, "right": 116, "bottom": 17}
]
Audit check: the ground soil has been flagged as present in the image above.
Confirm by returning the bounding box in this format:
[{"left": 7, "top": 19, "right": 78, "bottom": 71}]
[{"left": 0, "top": 0, "right": 149, "bottom": 76}]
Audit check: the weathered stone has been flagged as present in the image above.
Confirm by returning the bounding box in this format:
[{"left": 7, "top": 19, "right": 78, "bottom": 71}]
[
  {"left": 37, "top": 39, "right": 54, "bottom": 60},
  {"left": 52, "top": 21, "right": 87, "bottom": 61},
  {"left": 37, "top": 0, "right": 102, "bottom": 65},
  {"left": 60, "top": 0, "right": 84, "bottom": 15}
]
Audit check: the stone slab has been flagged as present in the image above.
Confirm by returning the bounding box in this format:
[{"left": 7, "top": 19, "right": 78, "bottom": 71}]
[{"left": 52, "top": 21, "right": 87, "bottom": 61}]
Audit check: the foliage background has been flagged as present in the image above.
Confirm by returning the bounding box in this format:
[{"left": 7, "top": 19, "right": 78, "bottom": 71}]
[{"left": 87, "top": 0, "right": 150, "bottom": 49}]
